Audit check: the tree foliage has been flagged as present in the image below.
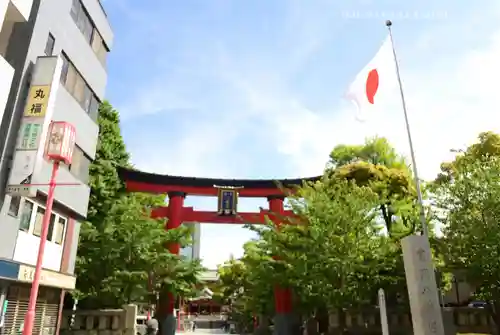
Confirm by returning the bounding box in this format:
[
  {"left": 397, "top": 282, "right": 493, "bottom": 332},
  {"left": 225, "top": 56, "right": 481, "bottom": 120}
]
[
  {"left": 213, "top": 132, "right": 500, "bottom": 334},
  {"left": 217, "top": 136, "right": 436, "bottom": 331},
  {"left": 217, "top": 244, "right": 275, "bottom": 315},
  {"left": 271, "top": 178, "right": 382, "bottom": 312},
  {"left": 86, "top": 101, "right": 130, "bottom": 227},
  {"left": 219, "top": 176, "right": 409, "bottom": 321},
  {"left": 328, "top": 137, "right": 418, "bottom": 237},
  {"left": 434, "top": 131, "right": 500, "bottom": 325},
  {"left": 75, "top": 102, "right": 203, "bottom": 308}
]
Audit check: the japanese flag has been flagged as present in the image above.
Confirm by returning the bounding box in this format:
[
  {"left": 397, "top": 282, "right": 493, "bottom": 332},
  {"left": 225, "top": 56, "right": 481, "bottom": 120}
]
[{"left": 345, "top": 36, "right": 398, "bottom": 121}]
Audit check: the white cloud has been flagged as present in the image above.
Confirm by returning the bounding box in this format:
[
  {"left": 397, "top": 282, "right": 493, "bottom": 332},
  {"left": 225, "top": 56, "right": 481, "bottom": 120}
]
[{"left": 213, "top": 13, "right": 500, "bottom": 181}]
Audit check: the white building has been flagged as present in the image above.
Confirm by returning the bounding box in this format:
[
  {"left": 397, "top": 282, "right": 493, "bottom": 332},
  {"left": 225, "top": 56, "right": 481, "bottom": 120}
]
[
  {"left": 180, "top": 222, "right": 201, "bottom": 260},
  {"left": 0, "top": 0, "right": 112, "bottom": 332}
]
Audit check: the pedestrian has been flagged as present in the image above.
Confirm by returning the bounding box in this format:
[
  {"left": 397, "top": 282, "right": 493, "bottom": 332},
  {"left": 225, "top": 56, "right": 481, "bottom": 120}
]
[
  {"left": 192, "top": 313, "right": 197, "bottom": 332},
  {"left": 146, "top": 317, "right": 159, "bottom": 335}
]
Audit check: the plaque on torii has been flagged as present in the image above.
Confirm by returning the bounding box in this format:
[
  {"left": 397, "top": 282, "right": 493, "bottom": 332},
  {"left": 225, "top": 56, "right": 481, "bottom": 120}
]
[{"left": 215, "top": 185, "right": 243, "bottom": 216}]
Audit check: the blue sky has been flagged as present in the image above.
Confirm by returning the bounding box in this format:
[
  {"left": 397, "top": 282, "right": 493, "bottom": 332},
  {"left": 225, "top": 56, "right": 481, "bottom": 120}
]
[{"left": 101, "top": 0, "right": 500, "bottom": 269}]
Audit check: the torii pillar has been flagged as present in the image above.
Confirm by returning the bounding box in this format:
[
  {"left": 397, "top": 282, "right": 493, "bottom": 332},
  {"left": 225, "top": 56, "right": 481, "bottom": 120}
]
[
  {"left": 268, "top": 195, "right": 297, "bottom": 335},
  {"left": 158, "top": 191, "right": 184, "bottom": 335}
]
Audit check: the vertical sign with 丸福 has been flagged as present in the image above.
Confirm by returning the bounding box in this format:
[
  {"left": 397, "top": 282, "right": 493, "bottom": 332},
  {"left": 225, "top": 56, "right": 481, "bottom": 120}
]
[
  {"left": 19, "top": 85, "right": 50, "bottom": 151},
  {"left": 24, "top": 85, "right": 51, "bottom": 117},
  {"left": 6, "top": 56, "right": 63, "bottom": 197}
]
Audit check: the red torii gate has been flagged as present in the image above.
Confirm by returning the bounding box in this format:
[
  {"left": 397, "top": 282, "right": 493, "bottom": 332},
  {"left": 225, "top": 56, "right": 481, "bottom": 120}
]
[{"left": 118, "top": 167, "right": 321, "bottom": 334}]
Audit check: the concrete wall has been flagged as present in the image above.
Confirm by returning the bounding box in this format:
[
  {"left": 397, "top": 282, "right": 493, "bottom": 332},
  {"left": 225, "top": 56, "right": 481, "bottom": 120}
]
[
  {"left": 0, "top": 0, "right": 33, "bottom": 142},
  {"left": 13, "top": 230, "right": 63, "bottom": 271},
  {"left": 0, "top": 0, "right": 34, "bottom": 29},
  {"left": 0, "top": 0, "right": 7, "bottom": 29},
  {"left": 26, "top": 0, "right": 111, "bottom": 99},
  {"left": 34, "top": 159, "right": 91, "bottom": 216},
  {"left": 11, "top": 0, "right": 33, "bottom": 21},
  {"left": 60, "top": 305, "right": 137, "bottom": 335},
  {"left": 0, "top": 55, "right": 14, "bottom": 128},
  {"left": 10, "top": 197, "right": 68, "bottom": 271},
  {"left": 23, "top": 0, "right": 111, "bottom": 217},
  {"left": 0, "top": 0, "right": 112, "bottom": 211},
  {"left": 65, "top": 219, "right": 80, "bottom": 275},
  {"left": 0, "top": 194, "right": 20, "bottom": 259},
  {"left": 52, "top": 87, "right": 98, "bottom": 158}
]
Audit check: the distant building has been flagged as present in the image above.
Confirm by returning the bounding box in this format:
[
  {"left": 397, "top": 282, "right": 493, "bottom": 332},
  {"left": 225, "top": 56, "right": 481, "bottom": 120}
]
[
  {"left": 199, "top": 269, "right": 218, "bottom": 282},
  {"left": 184, "top": 269, "right": 221, "bottom": 315},
  {"left": 180, "top": 222, "right": 201, "bottom": 260}
]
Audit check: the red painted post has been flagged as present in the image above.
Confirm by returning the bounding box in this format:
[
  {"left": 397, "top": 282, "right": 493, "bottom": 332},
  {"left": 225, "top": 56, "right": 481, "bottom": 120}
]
[
  {"left": 159, "top": 192, "right": 185, "bottom": 333},
  {"left": 166, "top": 191, "right": 184, "bottom": 254},
  {"left": 147, "top": 272, "right": 152, "bottom": 320},
  {"left": 55, "top": 289, "right": 65, "bottom": 335},
  {"left": 23, "top": 162, "right": 60, "bottom": 335},
  {"left": 268, "top": 196, "right": 293, "bottom": 314}
]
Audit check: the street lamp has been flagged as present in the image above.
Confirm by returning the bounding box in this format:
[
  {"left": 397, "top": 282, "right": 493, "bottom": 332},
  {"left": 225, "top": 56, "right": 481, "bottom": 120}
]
[{"left": 22, "top": 121, "right": 76, "bottom": 335}]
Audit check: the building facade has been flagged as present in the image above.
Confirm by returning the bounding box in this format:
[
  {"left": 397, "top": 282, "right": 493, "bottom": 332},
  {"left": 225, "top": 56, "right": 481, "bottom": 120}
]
[
  {"left": 180, "top": 223, "right": 201, "bottom": 260},
  {"left": 0, "top": 0, "right": 112, "bottom": 333}
]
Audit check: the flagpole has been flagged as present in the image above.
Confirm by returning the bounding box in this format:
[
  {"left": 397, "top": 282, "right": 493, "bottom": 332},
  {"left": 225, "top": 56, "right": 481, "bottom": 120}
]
[
  {"left": 385, "top": 21, "right": 445, "bottom": 335},
  {"left": 385, "top": 20, "right": 428, "bottom": 237}
]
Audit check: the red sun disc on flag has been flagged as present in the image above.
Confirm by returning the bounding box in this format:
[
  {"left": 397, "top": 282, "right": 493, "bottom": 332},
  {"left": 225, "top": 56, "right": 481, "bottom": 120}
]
[{"left": 366, "top": 69, "right": 379, "bottom": 104}]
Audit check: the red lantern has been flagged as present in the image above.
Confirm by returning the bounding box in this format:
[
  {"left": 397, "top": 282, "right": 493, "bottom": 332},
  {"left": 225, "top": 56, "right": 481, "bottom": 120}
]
[{"left": 45, "top": 121, "right": 76, "bottom": 165}]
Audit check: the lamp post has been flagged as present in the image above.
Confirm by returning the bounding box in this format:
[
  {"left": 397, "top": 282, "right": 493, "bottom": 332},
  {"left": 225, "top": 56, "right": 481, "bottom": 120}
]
[{"left": 22, "top": 121, "right": 76, "bottom": 335}]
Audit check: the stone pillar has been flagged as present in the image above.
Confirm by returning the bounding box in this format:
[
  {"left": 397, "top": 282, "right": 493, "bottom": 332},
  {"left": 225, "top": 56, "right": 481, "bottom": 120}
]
[
  {"left": 159, "top": 191, "right": 185, "bottom": 335},
  {"left": 268, "top": 196, "right": 297, "bottom": 335},
  {"left": 123, "top": 304, "right": 138, "bottom": 335}
]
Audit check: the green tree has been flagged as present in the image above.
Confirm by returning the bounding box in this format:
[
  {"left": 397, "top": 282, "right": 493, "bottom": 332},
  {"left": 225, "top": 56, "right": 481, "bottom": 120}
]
[
  {"left": 328, "top": 137, "right": 418, "bottom": 236},
  {"left": 434, "top": 132, "right": 500, "bottom": 329},
  {"left": 246, "top": 177, "right": 389, "bottom": 334},
  {"left": 86, "top": 101, "right": 130, "bottom": 227},
  {"left": 326, "top": 137, "right": 429, "bottom": 309},
  {"left": 75, "top": 102, "right": 203, "bottom": 308},
  {"left": 217, "top": 243, "right": 275, "bottom": 333},
  {"left": 435, "top": 131, "right": 500, "bottom": 185},
  {"left": 220, "top": 140, "right": 419, "bottom": 333}
]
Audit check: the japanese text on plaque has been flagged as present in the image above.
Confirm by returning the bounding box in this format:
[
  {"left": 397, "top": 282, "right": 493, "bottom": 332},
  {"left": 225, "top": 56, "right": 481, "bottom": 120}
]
[{"left": 23, "top": 85, "right": 51, "bottom": 117}]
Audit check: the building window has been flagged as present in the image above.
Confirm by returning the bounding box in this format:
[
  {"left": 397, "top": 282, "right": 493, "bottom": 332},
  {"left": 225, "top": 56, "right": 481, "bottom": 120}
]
[
  {"left": 55, "top": 217, "right": 66, "bottom": 244},
  {"left": 89, "top": 95, "right": 99, "bottom": 119},
  {"left": 19, "top": 200, "right": 33, "bottom": 231},
  {"left": 18, "top": 199, "right": 68, "bottom": 245},
  {"left": 91, "top": 30, "right": 107, "bottom": 65},
  {"left": 69, "top": 145, "right": 91, "bottom": 183},
  {"left": 73, "top": 75, "right": 86, "bottom": 102},
  {"left": 70, "top": 0, "right": 79, "bottom": 22},
  {"left": 8, "top": 195, "right": 21, "bottom": 217},
  {"left": 33, "top": 206, "right": 45, "bottom": 237},
  {"left": 60, "top": 53, "right": 100, "bottom": 121},
  {"left": 70, "top": 0, "right": 108, "bottom": 65},
  {"left": 47, "top": 213, "right": 56, "bottom": 242},
  {"left": 44, "top": 33, "right": 55, "bottom": 56}
]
